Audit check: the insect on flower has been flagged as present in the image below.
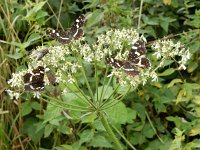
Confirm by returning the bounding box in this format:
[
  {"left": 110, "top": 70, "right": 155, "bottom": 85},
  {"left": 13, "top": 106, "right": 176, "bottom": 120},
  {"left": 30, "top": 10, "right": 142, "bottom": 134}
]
[
  {"left": 46, "top": 15, "right": 86, "bottom": 44},
  {"left": 106, "top": 40, "right": 151, "bottom": 77}
]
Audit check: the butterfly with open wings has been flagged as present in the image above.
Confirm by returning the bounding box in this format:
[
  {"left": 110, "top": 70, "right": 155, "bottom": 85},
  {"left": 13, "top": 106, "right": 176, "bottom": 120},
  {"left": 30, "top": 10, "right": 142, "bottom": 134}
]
[
  {"left": 46, "top": 15, "right": 85, "bottom": 44},
  {"left": 106, "top": 40, "right": 151, "bottom": 77}
]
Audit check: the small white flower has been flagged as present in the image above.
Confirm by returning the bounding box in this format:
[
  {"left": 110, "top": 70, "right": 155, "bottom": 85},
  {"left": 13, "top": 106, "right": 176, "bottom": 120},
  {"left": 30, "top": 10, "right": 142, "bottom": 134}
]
[
  {"left": 62, "top": 88, "right": 68, "bottom": 95},
  {"left": 33, "top": 91, "right": 41, "bottom": 99},
  {"left": 68, "top": 74, "right": 75, "bottom": 84},
  {"left": 6, "top": 90, "right": 20, "bottom": 99},
  {"left": 151, "top": 71, "right": 158, "bottom": 82}
]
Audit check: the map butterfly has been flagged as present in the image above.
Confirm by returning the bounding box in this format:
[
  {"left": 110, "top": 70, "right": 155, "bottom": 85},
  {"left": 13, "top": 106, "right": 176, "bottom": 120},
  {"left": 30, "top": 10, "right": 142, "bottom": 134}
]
[
  {"left": 106, "top": 40, "right": 151, "bottom": 77},
  {"left": 46, "top": 15, "right": 85, "bottom": 44},
  {"left": 23, "top": 66, "right": 45, "bottom": 91}
]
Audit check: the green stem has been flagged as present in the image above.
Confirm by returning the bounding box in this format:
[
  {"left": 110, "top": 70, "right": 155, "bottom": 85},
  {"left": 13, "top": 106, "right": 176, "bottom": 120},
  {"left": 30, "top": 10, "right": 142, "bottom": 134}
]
[
  {"left": 41, "top": 95, "right": 88, "bottom": 112},
  {"left": 99, "top": 84, "right": 120, "bottom": 109},
  {"left": 99, "top": 65, "right": 109, "bottom": 105},
  {"left": 112, "top": 125, "right": 136, "bottom": 150},
  {"left": 80, "top": 63, "right": 94, "bottom": 101},
  {"left": 145, "top": 111, "right": 165, "bottom": 144},
  {"left": 94, "top": 60, "right": 99, "bottom": 105},
  {"left": 101, "top": 86, "right": 131, "bottom": 110},
  {"left": 100, "top": 114, "right": 123, "bottom": 150}
]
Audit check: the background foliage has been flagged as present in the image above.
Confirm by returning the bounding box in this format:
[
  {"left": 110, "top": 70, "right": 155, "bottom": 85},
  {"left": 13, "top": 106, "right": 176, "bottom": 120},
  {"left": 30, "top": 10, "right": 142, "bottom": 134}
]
[{"left": 0, "top": 0, "right": 200, "bottom": 149}]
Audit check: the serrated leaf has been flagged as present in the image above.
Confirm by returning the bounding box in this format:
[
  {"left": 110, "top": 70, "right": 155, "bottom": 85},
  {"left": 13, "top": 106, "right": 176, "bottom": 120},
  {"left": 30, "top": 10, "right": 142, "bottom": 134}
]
[
  {"left": 143, "top": 26, "right": 157, "bottom": 38},
  {"left": 81, "top": 112, "right": 97, "bottom": 123},
  {"left": 23, "top": 118, "right": 44, "bottom": 144},
  {"left": 167, "top": 79, "right": 183, "bottom": 88},
  {"left": 95, "top": 85, "right": 113, "bottom": 101},
  {"left": 79, "top": 129, "right": 94, "bottom": 144},
  {"left": 158, "top": 68, "right": 175, "bottom": 76},
  {"left": 21, "top": 101, "right": 32, "bottom": 116},
  {"left": 105, "top": 102, "right": 127, "bottom": 124},
  {"left": 91, "top": 134, "right": 113, "bottom": 148},
  {"left": 127, "top": 108, "right": 137, "bottom": 123},
  {"left": 24, "top": 1, "right": 46, "bottom": 20},
  {"left": 44, "top": 124, "right": 54, "bottom": 137},
  {"left": 142, "top": 16, "right": 159, "bottom": 25},
  {"left": 86, "top": 10, "right": 104, "bottom": 27},
  {"left": 31, "top": 101, "right": 41, "bottom": 110},
  {"left": 57, "top": 124, "right": 72, "bottom": 134},
  {"left": 35, "top": 10, "right": 48, "bottom": 20},
  {"left": 43, "top": 102, "right": 62, "bottom": 124},
  {"left": 160, "top": 21, "right": 169, "bottom": 32},
  {"left": 142, "top": 123, "right": 155, "bottom": 138}
]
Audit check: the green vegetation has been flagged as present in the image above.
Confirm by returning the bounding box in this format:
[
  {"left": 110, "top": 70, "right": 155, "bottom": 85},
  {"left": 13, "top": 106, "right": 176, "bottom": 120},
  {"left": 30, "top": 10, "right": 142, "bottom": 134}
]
[{"left": 0, "top": 0, "right": 200, "bottom": 149}]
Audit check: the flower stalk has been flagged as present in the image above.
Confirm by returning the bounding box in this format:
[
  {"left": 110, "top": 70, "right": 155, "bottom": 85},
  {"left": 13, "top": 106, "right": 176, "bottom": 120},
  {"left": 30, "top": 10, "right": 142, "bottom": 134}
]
[{"left": 100, "top": 114, "right": 123, "bottom": 150}]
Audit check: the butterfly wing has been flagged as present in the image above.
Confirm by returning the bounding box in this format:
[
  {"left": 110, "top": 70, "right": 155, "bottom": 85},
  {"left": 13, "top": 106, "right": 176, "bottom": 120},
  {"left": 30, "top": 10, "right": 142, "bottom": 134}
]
[
  {"left": 128, "top": 40, "right": 151, "bottom": 69},
  {"left": 122, "top": 62, "right": 139, "bottom": 76},
  {"left": 105, "top": 57, "right": 139, "bottom": 77},
  {"left": 105, "top": 57, "right": 123, "bottom": 68}
]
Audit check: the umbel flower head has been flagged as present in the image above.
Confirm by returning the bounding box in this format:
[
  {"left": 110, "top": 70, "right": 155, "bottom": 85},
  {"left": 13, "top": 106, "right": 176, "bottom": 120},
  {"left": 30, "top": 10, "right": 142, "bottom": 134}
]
[
  {"left": 151, "top": 39, "right": 191, "bottom": 70},
  {"left": 7, "top": 29, "right": 190, "bottom": 99}
]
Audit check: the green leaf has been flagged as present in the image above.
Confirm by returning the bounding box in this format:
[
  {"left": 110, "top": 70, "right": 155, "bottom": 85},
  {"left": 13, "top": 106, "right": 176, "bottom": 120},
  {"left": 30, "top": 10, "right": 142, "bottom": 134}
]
[
  {"left": 95, "top": 85, "right": 113, "bottom": 101},
  {"left": 142, "top": 16, "right": 159, "bottom": 25},
  {"left": 43, "top": 102, "right": 62, "bottom": 124},
  {"left": 55, "top": 145, "right": 73, "bottom": 150},
  {"left": 24, "top": 1, "right": 46, "bottom": 20},
  {"left": 158, "top": 68, "right": 175, "bottom": 76},
  {"left": 26, "top": 33, "right": 41, "bottom": 46},
  {"left": 105, "top": 102, "right": 128, "bottom": 124},
  {"left": 167, "top": 79, "right": 183, "bottom": 88},
  {"left": 35, "top": 10, "right": 48, "bottom": 20},
  {"left": 130, "top": 132, "right": 146, "bottom": 145},
  {"left": 86, "top": 10, "right": 104, "bottom": 27},
  {"left": 79, "top": 129, "right": 94, "bottom": 145},
  {"left": 57, "top": 123, "right": 72, "bottom": 134},
  {"left": 91, "top": 134, "right": 113, "bottom": 148},
  {"left": 22, "top": 117, "right": 44, "bottom": 144},
  {"left": 133, "top": 103, "right": 146, "bottom": 121},
  {"left": 7, "top": 52, "right": 23, "bottom": 60},
  {"left": 44, "top": 124, "right": 54, "bottom": 138},
  {"left": 187, "top": 62, "right": 198, "bottom": 73},
  {"left": 126, "top": 108, "right": 137, "bottom": 123},
  {"left": 143, "top": 26, "right": 157, "bottom": 38},
  {"left": 142, "top": 123, "right": 155, "bottom": 138},
  {"left": 166, "top": 116, "right": 182, "bottom": 128},
  {"left": 21, "top": 101, "right": 32, "bottom": 116},
  {"left": 31, "top": 101, "right": 41, "bottom": 110},
  {"left": 160, "top": 20, "right": 169, "bottom": 32},
  {"left": 81, "top": 112, "right": 97, "bottom": 123}
]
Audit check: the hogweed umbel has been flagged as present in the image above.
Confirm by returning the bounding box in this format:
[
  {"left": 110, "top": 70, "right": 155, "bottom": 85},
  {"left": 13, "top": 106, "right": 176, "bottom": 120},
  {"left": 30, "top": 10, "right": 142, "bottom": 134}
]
[{"left": 7, "top": 29, "right": 191, "bottom": 110}]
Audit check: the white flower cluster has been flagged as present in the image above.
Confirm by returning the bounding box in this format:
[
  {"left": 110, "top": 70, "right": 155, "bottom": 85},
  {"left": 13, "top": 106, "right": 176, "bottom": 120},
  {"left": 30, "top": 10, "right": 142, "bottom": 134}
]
[
  {"left": 8, "top": 29, "right": 192, "bottom": 100},
  {"left": 7, "top": 29, "right": 156, "bottom": 100},
  {"left": 152, "top": 39, "right": 191, "bottom": 70}
]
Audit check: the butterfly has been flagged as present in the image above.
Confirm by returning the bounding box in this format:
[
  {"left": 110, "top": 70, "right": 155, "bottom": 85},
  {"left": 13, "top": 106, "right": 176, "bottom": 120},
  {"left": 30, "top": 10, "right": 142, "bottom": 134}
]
[
  {"left": 106, "top": 40, "right": 151, "bottom": 77},
  {"left": 23, "top": 66, "right": 45, "bottom": 91},
  {"left": 46, "top": 15, "right": 85, "bottom": 44}
]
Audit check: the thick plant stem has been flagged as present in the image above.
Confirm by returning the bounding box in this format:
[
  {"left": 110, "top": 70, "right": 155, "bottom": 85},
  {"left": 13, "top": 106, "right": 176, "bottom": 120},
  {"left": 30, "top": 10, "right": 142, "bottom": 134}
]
[{"left": 100, "top": 114, "right": 123, "bottom": 150}]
